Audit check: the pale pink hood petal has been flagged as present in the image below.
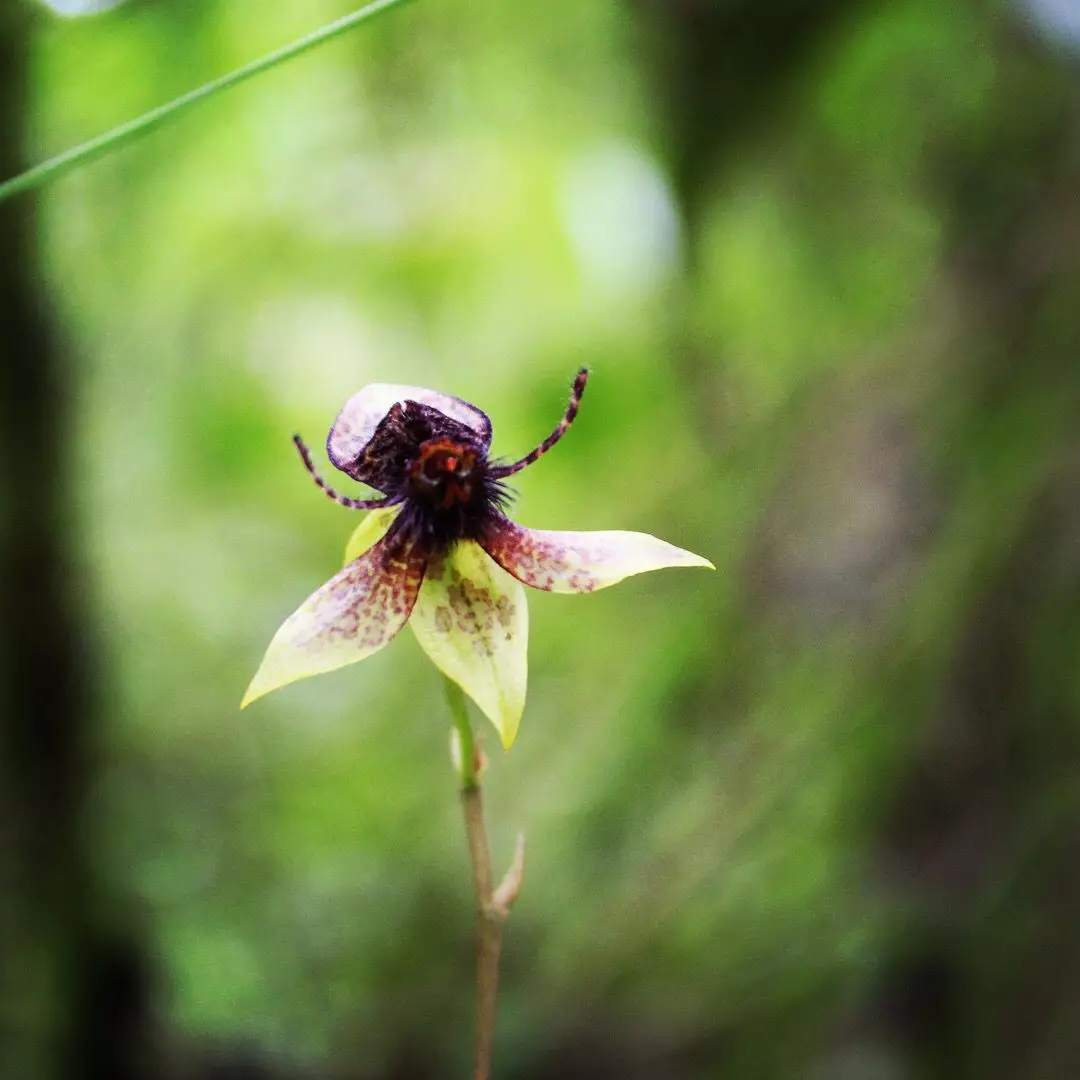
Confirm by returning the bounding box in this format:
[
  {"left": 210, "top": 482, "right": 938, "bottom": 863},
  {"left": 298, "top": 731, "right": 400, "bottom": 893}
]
[
  {"left": 327, "top": 383, "right": 492, "bottom": 476},
  {"left": 241, "top": 532, "right": 426, "bottom": 707},
  {"left": 482, "top": 518, "right": 714, "bottom": 594}
]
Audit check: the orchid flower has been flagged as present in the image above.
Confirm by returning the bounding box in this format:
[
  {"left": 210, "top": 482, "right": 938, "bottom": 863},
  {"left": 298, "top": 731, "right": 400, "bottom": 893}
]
[{"left": 242, "top": 369, "right": 713, "bottom": 747}]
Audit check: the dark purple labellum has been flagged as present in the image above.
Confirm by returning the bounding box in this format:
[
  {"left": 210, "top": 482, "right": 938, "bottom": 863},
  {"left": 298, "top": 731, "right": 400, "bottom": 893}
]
[{"left": 293, "top": 370, "right": 590, "bottom": 559}]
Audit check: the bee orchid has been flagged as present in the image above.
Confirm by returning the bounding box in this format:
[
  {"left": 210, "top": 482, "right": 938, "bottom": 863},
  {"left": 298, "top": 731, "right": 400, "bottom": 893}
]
[{"left": 243, "top": 370, "right": 713, "bottom": 747}]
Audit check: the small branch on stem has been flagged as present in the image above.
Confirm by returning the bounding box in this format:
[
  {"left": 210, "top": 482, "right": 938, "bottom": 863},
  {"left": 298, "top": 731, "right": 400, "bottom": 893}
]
[
  {"left": 491, "top": 832, "right": 526, "bottom": 916},
  {"left": 444, "top": 678, "right": 525, "bottom": 1080}
]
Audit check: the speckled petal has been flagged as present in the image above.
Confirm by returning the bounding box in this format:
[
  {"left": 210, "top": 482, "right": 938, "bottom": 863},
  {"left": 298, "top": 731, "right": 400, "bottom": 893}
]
[
  {"left": 327, "top": 384, "right": 492, "bottom": 475},
  {"left": 343, "top": 506, "right": 400, "bottom": 566},
  {"left": 482, "top": 519, "right": 714, "bottom": 594},
  {"left": 242, "top": 532, "right": 426, "bottom": 707},
  {"left": 410, "top": 540, "right": 528, "bottom": 749}
]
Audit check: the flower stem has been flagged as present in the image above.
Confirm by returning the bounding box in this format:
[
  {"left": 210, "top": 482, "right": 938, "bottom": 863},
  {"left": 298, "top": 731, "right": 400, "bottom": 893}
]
[
  {"left": 0, "top": 0, "right": 414, "bottom": 205},
  {"left": 444, "top": 677, "right": 525, "bottom": 1080}
]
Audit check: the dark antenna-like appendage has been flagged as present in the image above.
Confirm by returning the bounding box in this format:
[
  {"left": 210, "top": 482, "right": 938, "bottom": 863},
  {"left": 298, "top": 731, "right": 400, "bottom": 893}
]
[
  {"left": 293, "top": 434, "right": 398, "bottom": 510},
  {"left": 489, "top": 368, "right": 589, "bottom": 479}
]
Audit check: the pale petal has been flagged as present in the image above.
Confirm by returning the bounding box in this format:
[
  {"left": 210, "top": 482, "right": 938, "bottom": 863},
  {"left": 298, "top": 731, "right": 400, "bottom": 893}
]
[
  {"left": 242, "top": 533, "right": 426, "bottom": 707},
  {"left": 483, "top": 518, "right": 714, "bottom": 594},
  {"left": 342, "top": 506, "right": 400, "bottom": 566},
  {"left": 410, "top": 540, "right": 528, "bottom": 749},
  {"left": 327, "top": 383, "right": 492, "bottom": 478}
]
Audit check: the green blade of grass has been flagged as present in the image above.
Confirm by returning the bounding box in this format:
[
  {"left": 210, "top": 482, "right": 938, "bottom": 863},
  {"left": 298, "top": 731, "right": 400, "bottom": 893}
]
[{"left": 0, "top": 0, "right": 415, "bottom": 204}]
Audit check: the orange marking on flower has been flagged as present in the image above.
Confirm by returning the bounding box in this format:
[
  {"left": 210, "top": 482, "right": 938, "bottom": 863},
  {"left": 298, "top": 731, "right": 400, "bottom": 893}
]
[{"left": 409, "top": 437, "right": 478, "bottom": 509}]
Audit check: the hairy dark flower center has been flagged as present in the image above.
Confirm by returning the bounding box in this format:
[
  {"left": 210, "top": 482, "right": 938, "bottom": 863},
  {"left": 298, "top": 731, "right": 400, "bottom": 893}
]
[
  {"left": 409, "top": 438, "right": 479, "bottom": 509},
  {"left": 306, "top": 371, "right": 588, "bottom": 560},
  {"left": 392, "top": 435, "right": 505, "bottom": 555}
]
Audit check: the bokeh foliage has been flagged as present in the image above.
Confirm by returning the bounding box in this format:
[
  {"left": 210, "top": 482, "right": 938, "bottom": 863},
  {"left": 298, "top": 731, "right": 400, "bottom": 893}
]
[{"left": 7, "top": 0, "right": 1080, "bottom": 1075}]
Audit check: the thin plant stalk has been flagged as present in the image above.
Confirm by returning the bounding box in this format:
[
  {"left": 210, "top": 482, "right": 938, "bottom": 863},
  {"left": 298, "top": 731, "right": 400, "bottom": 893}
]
[
  {"left": 0, "top": 0, "right": 414, "bottom": 204},
  {"left": 445, "top": 677, "right": 525, "bottom": 1080}
]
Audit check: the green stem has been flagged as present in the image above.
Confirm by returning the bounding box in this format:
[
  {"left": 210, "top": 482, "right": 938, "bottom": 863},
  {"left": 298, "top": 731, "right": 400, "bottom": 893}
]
[
  {"left": 0, "top": 0, "right": 415, "bottom": 205},
  {"left": 443, "top": 677, "right": 525, "bottom": 1080},
  {"left": 445, "top": 676, "right": 479, "bottom": 792}
]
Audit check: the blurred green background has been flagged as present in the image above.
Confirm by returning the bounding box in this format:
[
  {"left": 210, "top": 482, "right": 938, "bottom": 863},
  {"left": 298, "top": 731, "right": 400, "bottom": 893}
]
[{"left": 4, "top": 0, "right": 1080, "bottom": 1076}]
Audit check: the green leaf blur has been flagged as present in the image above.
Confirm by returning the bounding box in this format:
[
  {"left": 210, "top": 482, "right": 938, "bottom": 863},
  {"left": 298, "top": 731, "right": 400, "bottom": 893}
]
[{"left": 11, "top": 0, "right": 1080, "bottom": 1075}]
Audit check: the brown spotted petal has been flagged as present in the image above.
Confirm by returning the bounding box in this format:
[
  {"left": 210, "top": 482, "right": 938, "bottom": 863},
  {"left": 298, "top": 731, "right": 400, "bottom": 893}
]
[
  {"left": 482, "top": 518, "right": 715, "bottom": 594},
  {"left": 327, "top": 383, "right": 493, "bottom": 481},
  {"left": 241, "top": 532, "right": 426, "bottom": 707},
  {"left": 410, "top": 540, "right": 528, "bottom": 749}
]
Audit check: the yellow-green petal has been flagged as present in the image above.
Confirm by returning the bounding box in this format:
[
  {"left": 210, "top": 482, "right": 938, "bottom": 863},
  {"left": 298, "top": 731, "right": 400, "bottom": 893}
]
[
  {"left": 482, "top": 519, "right": 714, "bottom": 593},
  {"left": 343, "top": 505, "right": 400, "bottom": 566},
  {"left": 242, "top": 533, "right": 425, "bottom": 708},
  {"left": 410, "top": 540, "right": 528, "bottom": 750}
]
